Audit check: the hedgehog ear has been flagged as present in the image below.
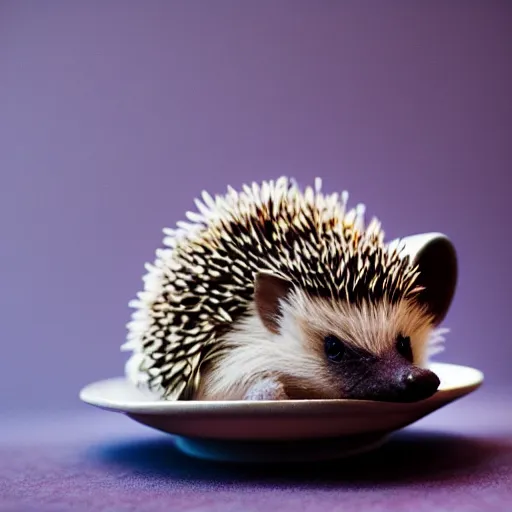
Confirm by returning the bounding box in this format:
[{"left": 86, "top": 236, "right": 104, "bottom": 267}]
[
  {"left": 397, "top": 233, "right": 458, "bottom": 326},
  {"left": 254, "top": 271, "right": 294, "bottom": 334}
]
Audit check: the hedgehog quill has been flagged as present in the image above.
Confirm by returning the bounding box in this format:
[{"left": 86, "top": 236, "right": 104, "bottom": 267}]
[{"left": 122, "top": 177, "right": 452, "bottom": 403}]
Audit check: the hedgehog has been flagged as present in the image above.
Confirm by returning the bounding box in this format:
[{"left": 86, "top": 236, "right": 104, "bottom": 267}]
[{"left": 122, "top": 177, "right": 457, "bottom": 403}]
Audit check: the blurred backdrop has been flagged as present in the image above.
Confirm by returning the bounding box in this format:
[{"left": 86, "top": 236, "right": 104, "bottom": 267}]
[{"left": 1, "top": 1, "right": 510, "bottom": 412}]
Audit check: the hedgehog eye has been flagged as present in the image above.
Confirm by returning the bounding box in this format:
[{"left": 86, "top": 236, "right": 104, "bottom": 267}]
[
  {"left": 324, "top": 335, "right": 346, "bottom": 362},
  {"left": 396, "top": 334, "right": 413, "bottom": 362}
]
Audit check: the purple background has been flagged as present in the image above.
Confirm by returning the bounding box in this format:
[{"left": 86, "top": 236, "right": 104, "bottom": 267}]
[{"left": 1, "top": 1, "right": 511, "bottom": 412}]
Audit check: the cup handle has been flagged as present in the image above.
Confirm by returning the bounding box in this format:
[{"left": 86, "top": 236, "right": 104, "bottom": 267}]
[{"left": 391, "top": 233, "right": 458, "bottom": 326}]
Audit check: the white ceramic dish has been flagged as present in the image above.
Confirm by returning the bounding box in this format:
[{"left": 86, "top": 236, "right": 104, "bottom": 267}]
[{"left": 80, "top": 362, "right": 483, "bottom": 463}]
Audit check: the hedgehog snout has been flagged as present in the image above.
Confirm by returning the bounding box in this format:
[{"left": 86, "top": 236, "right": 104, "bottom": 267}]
[
  {"left": 399, "top": 366, "right": 441, "bottom": 402},
  {"left": 344, "top": 353, "right": 441, "bottom": 403},
  {"left": 378, "top": 362, "right": 440, "bottom": 403}
]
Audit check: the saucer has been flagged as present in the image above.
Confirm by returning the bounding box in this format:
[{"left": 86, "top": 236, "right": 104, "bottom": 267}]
[{"left": 80, "top": 362, "right": 483, "bottom": 462}]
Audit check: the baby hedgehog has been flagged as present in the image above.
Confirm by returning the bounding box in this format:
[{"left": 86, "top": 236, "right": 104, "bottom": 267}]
[{"left": 122, "top": 177, "right": 457, "bottom": 403}]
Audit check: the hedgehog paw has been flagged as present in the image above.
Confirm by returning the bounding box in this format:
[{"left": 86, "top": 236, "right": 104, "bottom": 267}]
[{"left": 243, "top": 377, "right": 288, "bottom": 401}]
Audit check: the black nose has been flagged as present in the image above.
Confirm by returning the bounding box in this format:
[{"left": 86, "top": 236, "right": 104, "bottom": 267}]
[{"left": 400, "top": 367, "right": 440, "bottom": 402}]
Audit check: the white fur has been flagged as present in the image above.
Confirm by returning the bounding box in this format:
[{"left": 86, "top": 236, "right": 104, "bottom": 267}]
[
  {"left": 285, "top": 290, "right": 437, "bottom": 363},
  {"left": 195, "top": 305, "right": 328, "bottom": 400},
  {"left": 195, "top": 289, "right": 446, "bottom": 400}
]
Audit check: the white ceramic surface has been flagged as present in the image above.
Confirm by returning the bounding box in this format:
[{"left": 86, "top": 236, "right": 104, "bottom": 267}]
[{"left": 80, "top": 362, "right": 483, "bottom": 462}]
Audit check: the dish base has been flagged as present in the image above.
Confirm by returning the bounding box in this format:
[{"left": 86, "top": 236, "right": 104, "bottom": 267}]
[{"left": 173, "top": 432, "right": 390, "bottom": 463}]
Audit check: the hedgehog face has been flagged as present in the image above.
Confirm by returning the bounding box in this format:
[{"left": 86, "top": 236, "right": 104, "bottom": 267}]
[{"left": 255, "top": 271, "right": 441, "bottom": 403}]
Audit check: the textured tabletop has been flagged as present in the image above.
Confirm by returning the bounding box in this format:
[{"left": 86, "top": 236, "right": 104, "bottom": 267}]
[{"left": 1, "top": 387, "right": 511, "bottom": 512}]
